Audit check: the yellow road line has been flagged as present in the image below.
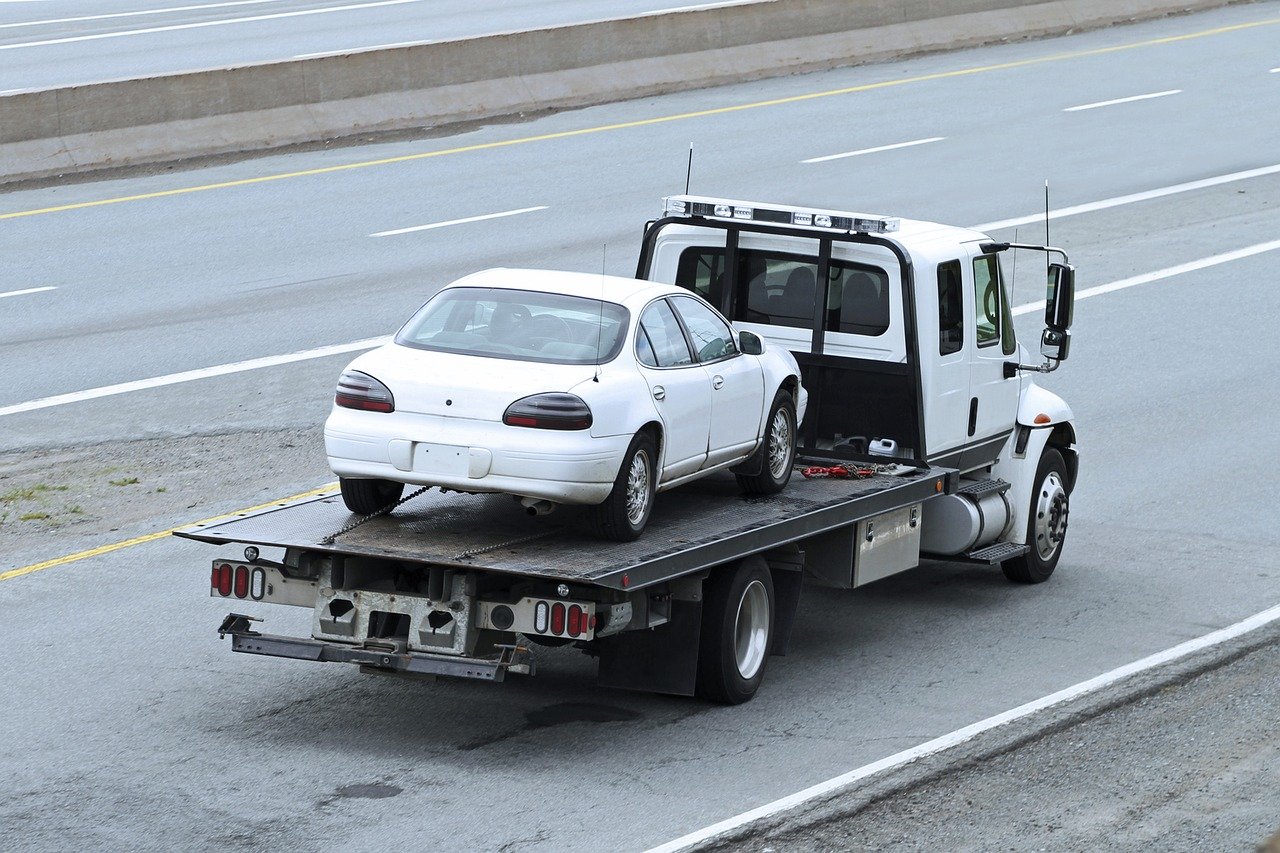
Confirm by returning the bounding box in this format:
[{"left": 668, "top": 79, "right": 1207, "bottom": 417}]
[
  {"left": 0, "top": 482, "right": 338, "bottom": 582},
  {"left": 2, "top": 16, "right": 1277, "bottom": 222}
]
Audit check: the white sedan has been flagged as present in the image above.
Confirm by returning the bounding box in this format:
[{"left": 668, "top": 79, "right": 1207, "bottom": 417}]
[{"left": 324, "top": 268, "right": 808, "bottom": 540}]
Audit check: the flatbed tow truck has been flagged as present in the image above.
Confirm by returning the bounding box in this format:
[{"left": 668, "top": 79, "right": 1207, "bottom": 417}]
[{"left": 180, "top": 196, "right": 1079, "bottom": 704}]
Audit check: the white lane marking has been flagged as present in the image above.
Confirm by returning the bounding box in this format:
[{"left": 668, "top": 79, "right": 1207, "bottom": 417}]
[
  {"left": 971, "top": 162, "right": 1280, "bottom": 232},
  {"left": 0, "top": 0, "right": 425, "bottom": 51},
  {"left": 294, "top": 39, "right": 425, "bottom": 58},
  {"left": 0, "top": 337, "right": 388, "bottom": 417},
  {"left": 644, "top": 0, "right": 768, "bottom": 14},
  {"left": 0, "top": 285, "right": 55, "bottom": 299},
  {"left": 4, "top": 238, "right": 1272, "bottom": 417},
  {"left": 1063, "top": 89, "right": 1181, "bottom": 112},
  {"left": 1010, "top": 238, "right": 1280, "bottom": 317},
  {"left": 801, "top": 137, "right": 945, "bottom": 164},
  {"left": 649, "top": 600, "right": 1280, "bottom": 853},
  {"left": 0, "top": 0, "right": 289, "bottom": 30},
  {"left": 370, "top": 205, "right": 548, "bottom": 237}
]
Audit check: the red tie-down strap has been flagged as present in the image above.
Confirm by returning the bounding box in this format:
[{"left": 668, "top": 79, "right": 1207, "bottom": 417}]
[{"left": 800, "top": 465, "right": 877, "bottom": 479}]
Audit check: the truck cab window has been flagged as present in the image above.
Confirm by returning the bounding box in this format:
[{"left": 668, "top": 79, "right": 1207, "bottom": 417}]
[
  {"left": 937, "top": 260, "right": 963, "bottom": 355},
  {"left": 972, "top": 255, "right": 1002, "bottom": 348}
]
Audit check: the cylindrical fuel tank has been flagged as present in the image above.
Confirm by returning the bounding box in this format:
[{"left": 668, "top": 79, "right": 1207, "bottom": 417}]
[{"left": 920, "top": 489, "right": 1012, "bottom": 555}]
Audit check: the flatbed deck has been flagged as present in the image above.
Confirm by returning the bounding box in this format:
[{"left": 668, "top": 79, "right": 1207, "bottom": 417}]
[{"left": 177, "top": 466, "right": 951, "bottom": 590}]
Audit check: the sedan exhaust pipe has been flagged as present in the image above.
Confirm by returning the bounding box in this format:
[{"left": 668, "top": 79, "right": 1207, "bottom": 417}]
[{"left": 519, "top": 497, "right": 558, "bottom": 516}]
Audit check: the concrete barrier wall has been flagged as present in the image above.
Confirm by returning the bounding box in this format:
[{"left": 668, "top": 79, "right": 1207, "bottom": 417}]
[{"left": 0, "top": 0, "right": 1242, "bottom": 184}]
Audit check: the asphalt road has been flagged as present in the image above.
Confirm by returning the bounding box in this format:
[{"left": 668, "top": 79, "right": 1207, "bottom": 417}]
[
  {"left": 0, "top": 0, "right": 744, "bottom": 91},
  {"left": 2, "top": 3, "right": 1280, "bottom": 850}
]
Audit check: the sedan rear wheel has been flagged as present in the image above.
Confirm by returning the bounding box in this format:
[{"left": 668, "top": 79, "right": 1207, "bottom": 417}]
[
  {"left": 339, "top": 477, "right": 405, "bottom": 515},
  {"left": 591, "top": 431, "right": 657, "bottom": 541}
]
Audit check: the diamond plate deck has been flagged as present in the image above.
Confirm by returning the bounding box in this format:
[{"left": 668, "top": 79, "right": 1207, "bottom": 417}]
[{"left": 176, "top": 467, "right": 951, "bottom": 590}]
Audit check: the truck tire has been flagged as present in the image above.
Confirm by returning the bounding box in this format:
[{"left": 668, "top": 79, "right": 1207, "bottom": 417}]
[
  {"left": 591, "top": 431, "right": 656, "bottom": 542},
  {"left": 1002, "top": 448, "right": 1071, "bottom": 584},
  {"left": 696, "top": 557, "right": 774, "bottom": 704},
  {"left": 736, "top": 390, "right": 797, "bottom": 495},
  {"left": 339, "top": 477, "right": 404, "bottom": 515}
]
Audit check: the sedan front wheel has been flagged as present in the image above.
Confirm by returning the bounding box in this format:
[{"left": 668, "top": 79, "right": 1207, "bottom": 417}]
[{"left": 736, "top": 390, "right": 797, "bottom": 495}]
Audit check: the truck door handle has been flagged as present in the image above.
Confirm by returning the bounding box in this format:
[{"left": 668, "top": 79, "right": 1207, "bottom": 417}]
[
  {"left": 968, "top": 397, "right": 978, "bottom": 437},
  {"left": 711, "top": 375, "right": 724, "bottom": 390},
  {"left": 652, "top": 386, "right": 666, "bottom": 401}
]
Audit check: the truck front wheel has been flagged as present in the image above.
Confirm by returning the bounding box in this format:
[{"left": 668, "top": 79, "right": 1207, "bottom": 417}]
[
  {"left": 696, "top": 557, "right": 775, "bottom": 704},
  {"left": 339, "top": 477, "right": 404, "bottom": 515},
  {"left": 1002, "top": 448, "right": 1071, "bottom": 584}
]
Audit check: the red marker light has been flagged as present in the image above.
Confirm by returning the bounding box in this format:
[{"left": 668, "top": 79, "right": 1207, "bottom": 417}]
[{"left": 551, "top": 602, "right": 566, "bottom": 636}]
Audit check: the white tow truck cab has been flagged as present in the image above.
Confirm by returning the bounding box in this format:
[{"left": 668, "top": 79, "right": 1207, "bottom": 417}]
[
  {"left": 184, "top": 194, "right": 1079, "bottom": 704},
  {"left": 638, "top": 195, "right": 1077, "bottom": 582}
]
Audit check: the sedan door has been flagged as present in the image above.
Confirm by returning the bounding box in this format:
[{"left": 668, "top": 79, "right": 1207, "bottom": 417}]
[
  {"left": 635, "top": 299, "right": 712, "bottom": 480},
  {"left": 669, "top": 296, "right": 767, "bottom": 467}
]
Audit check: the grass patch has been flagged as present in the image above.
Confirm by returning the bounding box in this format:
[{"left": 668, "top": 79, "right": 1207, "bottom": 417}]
[
  {"left": 109, "top": 477, "right": 140, "bottom": 487},
  {"left": 65, "top": 505, "right": 84, "bottom": 515},
  {"left": 156, "top": 487, "right": 167, "bottom": 493},
  {"left": 19, "top": 512, "right": 51, "bottom": 521},
  {"left": 1, "top": 484, "right": 69, "bottom": 503}
]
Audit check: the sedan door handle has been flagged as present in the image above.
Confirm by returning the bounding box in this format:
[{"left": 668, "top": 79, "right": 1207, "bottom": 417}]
[
  {"left": 652, "top": 385, "right": 666, "bottom": 401},
  {"left": 711, "top": 375, "right": 724, "bottom": 390}
]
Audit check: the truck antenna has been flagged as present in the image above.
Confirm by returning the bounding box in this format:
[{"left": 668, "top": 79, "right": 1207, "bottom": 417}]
[
  {"left": 684, "top": 146, "right": 694, "bottom": 195},
  {"left": 1044, "top": 180, "right": 1051, "bottom": 279}
]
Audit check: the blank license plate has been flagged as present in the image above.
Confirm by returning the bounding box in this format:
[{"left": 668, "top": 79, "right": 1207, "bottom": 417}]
[{"left": 412, "top": 442, "right": 468, "bottom": 476}]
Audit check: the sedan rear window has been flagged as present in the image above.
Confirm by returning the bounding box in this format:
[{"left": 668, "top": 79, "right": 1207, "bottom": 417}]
[{"left": 395, "top": 287, "right": 630, "bottom": 365}]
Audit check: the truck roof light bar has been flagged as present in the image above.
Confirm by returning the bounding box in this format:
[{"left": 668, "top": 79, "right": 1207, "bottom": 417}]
[{"left": 662, "top": 194, "right": 900, "bottom": 235}]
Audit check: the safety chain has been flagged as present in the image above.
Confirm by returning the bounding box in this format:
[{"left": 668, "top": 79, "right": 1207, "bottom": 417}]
[
  {"left": 800, "top": 462, "right": 896, "bottom": 480},
  {"left": 453, "top": 530, "right": 558, "bottom": 561},
  {"left": 320, "top": 485, "right": 432, "bottom": 544}
]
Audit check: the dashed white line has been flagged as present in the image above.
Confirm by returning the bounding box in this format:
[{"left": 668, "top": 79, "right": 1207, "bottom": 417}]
[
  {"left": 0, "top": 337, "right": 388, "bottom": 417},
  {"left": 801, "top": 137, "right": 945, "bottom": 164},
  {"left": 0, "top": 285, "right": 56, "bottom": 299},
  {"left": 371, "top": 205, "right": 548, "bottom": 237},
  {"left": 648, "top": 600, "right": 1280, "bottom": 852},
  {"left": 1063, "top": 89, "right": 1182, "bottom": 112},
  {"left": 971, "top": 162, "right": 1280, "bottom": 232},
  {"left": 0, "top": 0, "right": 289, "bottom": 30},
  {"left": 0, "top": 0, "right": 426, "bottom": 51}
]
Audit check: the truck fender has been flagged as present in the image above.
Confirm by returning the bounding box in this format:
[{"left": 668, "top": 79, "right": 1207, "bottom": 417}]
[{"left": 993, "top": 385, "right": 1079, "bottom": 547}]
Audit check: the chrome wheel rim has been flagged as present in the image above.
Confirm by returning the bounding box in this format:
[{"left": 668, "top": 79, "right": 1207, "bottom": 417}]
[
  {"left": 733, "top": 579, "right": 770, "bottom": 680},
  {"left": 1033, "top": 471, "right": 1069, "bottom": 561},
  {"left": 766, "top": 408, "right": 794, "bottom": 480},
  {"left": 625, "top": 449, "right": 651, "bottom": 526}
]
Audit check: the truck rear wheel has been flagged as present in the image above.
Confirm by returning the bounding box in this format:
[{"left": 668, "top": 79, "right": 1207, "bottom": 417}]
[
  {"left": 339, "top": 477, "right": 404, "bottom": 515},
  {"left": 736, "top": 390, "right": 796, "bottom": 495},
  {"left": 696, "top": 557, "right": 774, "bottom": 704},
  {"left": 1002, "top": 448, "right": 1070, "bottom": 584},
  {"left": 591, "top": 431, "right": 656, "bottom": 542}
]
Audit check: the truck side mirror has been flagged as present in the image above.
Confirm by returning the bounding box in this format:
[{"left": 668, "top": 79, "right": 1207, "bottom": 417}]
[
  {"left": 1045, "top": 262, "right": 1075, "bottom": 331},
  {"left": 739, "top": 330, "right": 764, "bottom": 355}
]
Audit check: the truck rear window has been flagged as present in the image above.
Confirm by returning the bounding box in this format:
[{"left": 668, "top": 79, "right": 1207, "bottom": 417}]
[{"left": 675, "top": 247, "right": 889, "bottom": 336}]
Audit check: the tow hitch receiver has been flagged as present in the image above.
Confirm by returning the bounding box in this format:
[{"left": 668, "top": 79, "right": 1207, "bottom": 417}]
[{"left": 216, "top": 613, "right": 535, "bottom": 681}]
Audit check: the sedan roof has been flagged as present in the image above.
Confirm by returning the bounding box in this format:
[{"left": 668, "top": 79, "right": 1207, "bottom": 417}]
[{"left": 445, "top": 267, "right": 681, "bottom": 308}]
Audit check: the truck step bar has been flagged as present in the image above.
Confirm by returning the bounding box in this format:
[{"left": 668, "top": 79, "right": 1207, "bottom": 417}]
[
  {"left": 960, "top": 541, "right": 1029, "bottom": 565},
  {"left": 217, "top": 613, "right": 533, "bottom": 681}
]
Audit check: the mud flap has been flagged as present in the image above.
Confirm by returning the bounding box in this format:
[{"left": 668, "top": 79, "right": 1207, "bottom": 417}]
[{"left": 595, "top": 600, "right": 702, "bottom": 696}]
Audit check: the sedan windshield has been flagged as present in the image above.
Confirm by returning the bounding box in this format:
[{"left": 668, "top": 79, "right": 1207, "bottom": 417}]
[{"left": 396, "top": 287, "right": 630, "bottom": 365}]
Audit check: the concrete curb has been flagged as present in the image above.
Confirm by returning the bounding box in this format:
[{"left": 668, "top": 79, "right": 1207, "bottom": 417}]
[{"left": 0, "top": 0, "right": 1245, "bottom": 185}]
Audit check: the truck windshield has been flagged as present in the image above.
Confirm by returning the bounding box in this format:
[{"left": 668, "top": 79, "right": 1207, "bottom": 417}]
[{"left": 395, "top": 287, "right": 630, "bottom": 365}]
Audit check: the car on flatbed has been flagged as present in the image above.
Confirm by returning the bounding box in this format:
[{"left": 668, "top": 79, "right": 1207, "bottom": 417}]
[
  {"left": 185, "top": 195, "right": 1079, "bottom": 704},
  {"left": 324, "top": 268, "right": 807, "bottom": 540}
]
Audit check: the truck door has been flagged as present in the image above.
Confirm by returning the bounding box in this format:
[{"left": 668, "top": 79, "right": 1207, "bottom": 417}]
[
  {"left": 635, "top": 299, "right": 712, "bottom": 480},
  {"left": 965, "top": 250, "right": 1019, "bottom": 461}
]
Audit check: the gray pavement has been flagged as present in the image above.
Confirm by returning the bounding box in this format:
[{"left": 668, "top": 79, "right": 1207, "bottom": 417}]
[
  {"left": 2, "top": 4, "right": 1280, "bottom": 851},
  {"left": 0, "top": 0, "right": 735, "bottom": 91}
]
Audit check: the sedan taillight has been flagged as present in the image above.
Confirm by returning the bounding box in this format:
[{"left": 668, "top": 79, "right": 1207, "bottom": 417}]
[
  {"left": 335, "top": 369, "right": 395, "bottom": 413},
  {"left": 503, "top": 393, "right": 592, "bottom": 430}
]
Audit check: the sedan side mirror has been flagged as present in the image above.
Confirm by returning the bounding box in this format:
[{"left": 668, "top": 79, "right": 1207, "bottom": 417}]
[{"left": 738, "top": 330, "right": 764, "bottom": 355}]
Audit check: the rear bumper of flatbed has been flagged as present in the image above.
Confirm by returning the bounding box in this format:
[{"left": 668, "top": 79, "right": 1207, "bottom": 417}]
[{"left": 217, "top": 614, "right": 533, "bottom": 681}]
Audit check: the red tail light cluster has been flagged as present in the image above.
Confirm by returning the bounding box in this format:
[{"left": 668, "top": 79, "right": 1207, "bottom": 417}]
[
  {"left": 503, "top": 393, "right": 592, "bottom": 430},
  {"left": 533, "top": 600, "right": 591, "bottom": 638},
  {"left": 335, "top": 369, "right": 395, "bottom": 413},
  {"left": 211, "top": 563, "right": 267, "bottom": 601}
]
